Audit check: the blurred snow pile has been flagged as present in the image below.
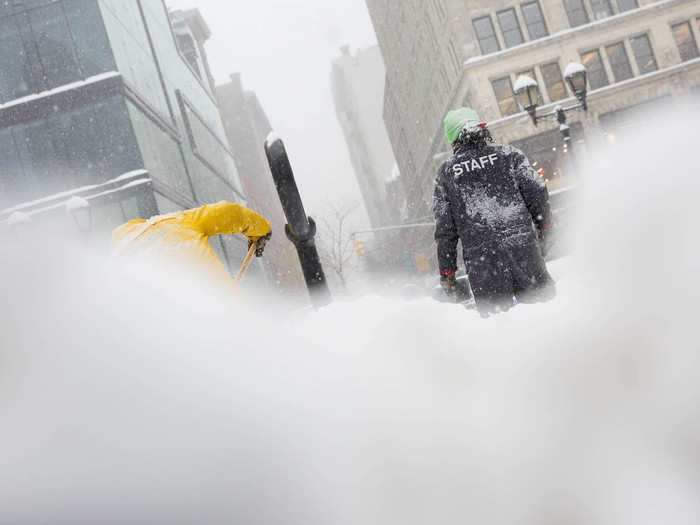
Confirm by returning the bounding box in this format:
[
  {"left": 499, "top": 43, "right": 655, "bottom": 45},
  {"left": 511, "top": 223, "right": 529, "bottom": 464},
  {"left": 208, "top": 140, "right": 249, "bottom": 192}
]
[{"left": 1, "top": 107, "right": 699, "bottom": 524}]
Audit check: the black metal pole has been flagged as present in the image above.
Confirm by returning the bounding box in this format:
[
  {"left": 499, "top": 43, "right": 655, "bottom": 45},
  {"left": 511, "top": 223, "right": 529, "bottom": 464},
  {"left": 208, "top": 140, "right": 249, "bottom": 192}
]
[
  {"left": 264, "top": 135, "right": 332, "bottom": 308},
  {"left": 555, "top": 107, "right": 576, "bottom": 178}
]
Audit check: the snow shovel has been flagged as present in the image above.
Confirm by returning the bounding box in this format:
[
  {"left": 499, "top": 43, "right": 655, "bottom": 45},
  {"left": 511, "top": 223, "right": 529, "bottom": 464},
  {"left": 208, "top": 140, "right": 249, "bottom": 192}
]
[{"left": 235, "top": 241, "right": 257, "bottom": 283}]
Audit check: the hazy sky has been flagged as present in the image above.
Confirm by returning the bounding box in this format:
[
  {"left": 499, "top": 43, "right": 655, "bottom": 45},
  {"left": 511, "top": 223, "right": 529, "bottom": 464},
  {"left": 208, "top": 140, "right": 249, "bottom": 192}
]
[{"left": 168, "top": 0, "right": 378, "bottom": 224}]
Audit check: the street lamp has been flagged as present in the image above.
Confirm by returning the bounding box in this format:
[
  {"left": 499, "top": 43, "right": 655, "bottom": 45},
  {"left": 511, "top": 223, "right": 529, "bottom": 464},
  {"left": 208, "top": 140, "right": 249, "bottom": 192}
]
[
  {"left": 564, "top": 61, "right": 588, "bottom": 110},
  {"left": 65, "top": 196, "right": 92, "bottom": 233},
  {"left": 513, "top": 62, "right": 588, "bottom": 148},
  {"left": 513, "top": 74, "right": 540, "bottom": 121}
]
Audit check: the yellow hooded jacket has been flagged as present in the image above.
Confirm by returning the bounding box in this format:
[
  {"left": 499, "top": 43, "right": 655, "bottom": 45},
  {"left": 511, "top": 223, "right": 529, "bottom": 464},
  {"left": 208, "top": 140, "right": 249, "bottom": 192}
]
[{"left": 111, "top": 201, "right": 271, "bottom": 283}]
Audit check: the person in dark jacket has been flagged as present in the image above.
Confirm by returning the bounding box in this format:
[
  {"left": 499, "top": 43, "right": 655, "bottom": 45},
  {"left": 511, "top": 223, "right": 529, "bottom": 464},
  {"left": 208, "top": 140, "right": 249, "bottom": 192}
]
[{"left": 433, "top": 107, "right": 555, "bottom": 316}]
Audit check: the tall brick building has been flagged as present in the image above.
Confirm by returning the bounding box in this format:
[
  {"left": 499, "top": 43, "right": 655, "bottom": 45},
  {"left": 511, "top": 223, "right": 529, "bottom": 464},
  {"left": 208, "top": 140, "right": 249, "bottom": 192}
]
[{"left": 365, "top": 0, "right": 700, "bottom": 225}]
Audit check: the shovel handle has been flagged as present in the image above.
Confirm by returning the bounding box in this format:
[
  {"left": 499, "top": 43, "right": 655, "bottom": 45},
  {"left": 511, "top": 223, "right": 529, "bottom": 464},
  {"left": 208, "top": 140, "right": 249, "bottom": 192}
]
[{"left": 236, "top": 242, "right": 257, "bottom": 283}]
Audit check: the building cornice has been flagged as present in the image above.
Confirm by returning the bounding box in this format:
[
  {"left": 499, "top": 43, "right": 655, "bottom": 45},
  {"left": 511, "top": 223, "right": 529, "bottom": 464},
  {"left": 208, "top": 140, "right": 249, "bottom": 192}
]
[
  {"left": 462, "top": 0, "right": 691, "bottom": 72},
  {"left": 487, "top": 55, "right": 700, "bottom": 131},
  {"left": 0, "top": 72, "right": 122, "bottom": 127}
]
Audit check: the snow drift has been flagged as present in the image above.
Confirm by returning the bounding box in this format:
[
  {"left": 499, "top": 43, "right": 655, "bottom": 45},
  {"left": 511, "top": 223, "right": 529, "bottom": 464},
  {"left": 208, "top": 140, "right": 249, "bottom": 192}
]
[{"left": 1, "top": 106, "right": 699, "bottom": 524}]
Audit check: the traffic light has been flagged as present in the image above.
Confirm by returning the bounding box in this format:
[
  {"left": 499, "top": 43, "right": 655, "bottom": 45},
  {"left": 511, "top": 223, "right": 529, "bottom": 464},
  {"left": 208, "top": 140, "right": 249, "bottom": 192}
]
[{"left": 354, "top": 239, "right": 366, "bottom": 257}]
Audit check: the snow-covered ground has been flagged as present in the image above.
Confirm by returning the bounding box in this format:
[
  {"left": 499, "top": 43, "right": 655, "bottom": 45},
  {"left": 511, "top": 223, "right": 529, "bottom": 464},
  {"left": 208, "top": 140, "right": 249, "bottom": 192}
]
[{"left": 1, "top": 108, "right": 699, "bottom": 524}]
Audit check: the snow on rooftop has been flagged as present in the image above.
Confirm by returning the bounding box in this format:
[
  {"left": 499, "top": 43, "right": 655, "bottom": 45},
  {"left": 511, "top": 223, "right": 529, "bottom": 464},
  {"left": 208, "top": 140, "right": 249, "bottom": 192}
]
[
  {"left": 265, "top": 131, "right": 281, "bottom": 147},
  {"left": 86, "top": 179, "right": 150, "bottom": 202},
  {"left": 65, "top": 196, "right": 91, "bottom": 212},
  {"left": 2, "top": 169, "right": 150, "bottom": 216},
  {"left": 3, "top": 184, "right": 99, "bottom": 214},
  {"left": 110, "top": 169, "right": 149, "bottom": 183},
  {"left": 119, "top": 178, "right": 151, "bottom": 190},
  {"left": 7, "top": 211, "right": 32, "bottom": 226},
  {"left": 564, "top": 61, "right": 586, "bottom": 78},
  {"left": 513, "top": 75, "right": 537, "bottom": 92},
  {"left": 0, "top": 72, "right": 121, "bottom": 113}
]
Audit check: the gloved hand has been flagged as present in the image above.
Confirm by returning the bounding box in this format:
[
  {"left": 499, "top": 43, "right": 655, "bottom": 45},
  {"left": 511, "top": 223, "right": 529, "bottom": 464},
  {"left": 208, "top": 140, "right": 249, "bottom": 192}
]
[
  {"left": 537, "top": 222, "right": 555, "bottom": 259},
  {"left": 248, "top": 232, "right": 272, "bottom": 257},
  {"left": 440, "top": 272, "right": 457, "bottom": 298}
]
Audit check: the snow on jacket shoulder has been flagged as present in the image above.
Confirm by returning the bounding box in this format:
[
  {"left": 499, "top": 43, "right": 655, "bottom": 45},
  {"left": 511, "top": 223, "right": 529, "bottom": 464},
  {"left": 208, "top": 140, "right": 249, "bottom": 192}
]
[{"left": 111, "top": 201, "right": 271, "bottom": 283}]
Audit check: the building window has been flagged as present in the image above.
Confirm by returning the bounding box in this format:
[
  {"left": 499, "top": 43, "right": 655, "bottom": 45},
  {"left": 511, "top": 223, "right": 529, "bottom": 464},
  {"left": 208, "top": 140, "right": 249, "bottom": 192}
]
[
  {"left": 0, "top": 16, "right": 33, "bottom": 101},
  {"left": 616, "top": 0, "right": 638, "bottom": 12},
  {"left": 175, "top": 33, "right": 202, "bottom": 80},
  {"left": 589, "top": 0, "right": 613, "bottom": 21},
  {"left": 672, "top": 22, "right": 699, "bottom": 62},
  {"left": 473, "top": 16, "right": 501, "bottom": 55},
  {"left": 521, "top": 1, "right": 548, "bottom": 40},
  {"left": 0, "top": 127, "right": 32, "bottom": 208},
  {"left": 492, "top": 76, "right": 518, "bottom": 116},
  {"left": 0, "top": 0, "right": 115, "bottom": 103},
  {"left": 29, "top": 3, "right": 82, "bottom": 89},
  {"left": 497, "top": 8, "right": 524, "bottom": 48},
  {"left": 541, "top": 62, "right": 567, "bottom": 101},
  {"left": 0, "top": 95, "right": 141, "bottom": 207},
  {"left": 177, "top": 91, "right": 243, "bottom": 198},
  {"left": 563, "top": 0, "right": 589, "bottom": 27},
  {"left": 630, "top": 34, "right": 657, "bottom": 74},
  {"left": 63, "top": 0, "right": 115, "bottom": 78},
  {"left": 126, "top": 99, "right": 195, "bottom": 200},
  {"left": 518, "top": 69, "right": 544, "bottom": 106},
  {"left": 581, "top": 49, "right": 609, "bottom": 90},
  {"left": 605, "top": 42, "right": 634, "bottom": 82}
]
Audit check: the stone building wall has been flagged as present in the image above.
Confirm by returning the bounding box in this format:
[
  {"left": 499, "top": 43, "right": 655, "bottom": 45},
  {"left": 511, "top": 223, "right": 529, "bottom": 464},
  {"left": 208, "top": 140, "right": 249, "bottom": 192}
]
[{"left": 367, "top": 0, "right": 700, "bottom": 223}]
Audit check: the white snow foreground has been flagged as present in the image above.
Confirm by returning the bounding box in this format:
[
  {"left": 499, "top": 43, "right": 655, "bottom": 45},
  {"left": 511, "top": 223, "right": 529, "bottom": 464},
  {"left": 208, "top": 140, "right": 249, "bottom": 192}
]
[{"left": 1, "top": 107, "right": 700, "bottom": 524}]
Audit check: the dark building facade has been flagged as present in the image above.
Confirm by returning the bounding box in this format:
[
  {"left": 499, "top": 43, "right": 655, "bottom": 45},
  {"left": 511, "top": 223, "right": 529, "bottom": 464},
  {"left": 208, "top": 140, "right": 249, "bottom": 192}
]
[
  {"left": 0, "top": 0, "right": 248, "bottom": 266},
  {"left": 216, "top": 73, "right": 306, "bottom": 298}
]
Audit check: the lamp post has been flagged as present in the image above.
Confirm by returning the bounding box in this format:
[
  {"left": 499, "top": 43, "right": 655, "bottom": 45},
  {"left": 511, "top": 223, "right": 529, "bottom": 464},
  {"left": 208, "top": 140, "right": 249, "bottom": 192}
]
[
  {"left": 513, "top": 61, "right": 588, "bottom": 140},
  {"left": 513, "top": 62, "right": 588, "bottom": 177},
  {"left": 65, "top": 196, "right": 92, "bottom": 234},
  {"left": 264, "top": 134, "right": 331, "bottom": 308}
]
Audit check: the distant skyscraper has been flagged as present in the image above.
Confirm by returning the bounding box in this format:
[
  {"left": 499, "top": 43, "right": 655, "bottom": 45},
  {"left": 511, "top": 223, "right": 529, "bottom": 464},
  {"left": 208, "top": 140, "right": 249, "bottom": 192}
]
[{"left": 330, "top": 45, "right": 400, "bottom": 229}]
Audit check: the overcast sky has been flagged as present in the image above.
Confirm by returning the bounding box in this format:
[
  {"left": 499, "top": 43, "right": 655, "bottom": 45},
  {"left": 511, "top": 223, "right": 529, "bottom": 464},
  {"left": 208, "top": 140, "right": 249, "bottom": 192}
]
[{"left": 168, "top": 0, "right": 378, "bottom": 224}]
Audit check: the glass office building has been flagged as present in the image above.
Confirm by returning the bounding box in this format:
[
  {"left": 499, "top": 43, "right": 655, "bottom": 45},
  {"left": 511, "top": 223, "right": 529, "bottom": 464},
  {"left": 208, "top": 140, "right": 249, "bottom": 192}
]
[{"left": 0, "top": 0, "right": 247, "bottom": 263}]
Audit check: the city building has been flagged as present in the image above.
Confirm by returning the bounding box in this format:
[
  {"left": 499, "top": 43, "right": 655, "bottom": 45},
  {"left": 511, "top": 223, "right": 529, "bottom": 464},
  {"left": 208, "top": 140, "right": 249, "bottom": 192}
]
[
  {"left": 0, "top": 1, "right": 249, "bottom": 268},
  {"left": 216, "top": 73, "right": 305, "bottom": 297},
  {"left": 330, "top": 45, "right": 400, "bottom": 229},
  {"left": 366, "top": 0, "right": 700, "bottom": 231}
]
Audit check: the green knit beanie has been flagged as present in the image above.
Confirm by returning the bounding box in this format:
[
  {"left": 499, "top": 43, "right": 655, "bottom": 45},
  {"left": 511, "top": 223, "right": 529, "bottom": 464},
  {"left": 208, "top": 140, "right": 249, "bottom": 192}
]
[{"left": 444, "top": 107, "right": 482, "bottom": 143}]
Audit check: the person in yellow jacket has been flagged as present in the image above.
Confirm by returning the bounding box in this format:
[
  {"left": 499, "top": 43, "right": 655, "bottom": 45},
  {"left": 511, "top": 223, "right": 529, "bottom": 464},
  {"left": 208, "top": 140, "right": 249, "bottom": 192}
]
[{"left": 111, "top": 201, "right": 272, "bottom": 285}]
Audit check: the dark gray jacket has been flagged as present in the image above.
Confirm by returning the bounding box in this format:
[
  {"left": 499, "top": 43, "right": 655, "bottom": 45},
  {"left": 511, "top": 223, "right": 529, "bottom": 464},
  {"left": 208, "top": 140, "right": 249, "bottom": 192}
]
[{"left": 433, "top": 142, "right": 553, "bottom": 309}]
